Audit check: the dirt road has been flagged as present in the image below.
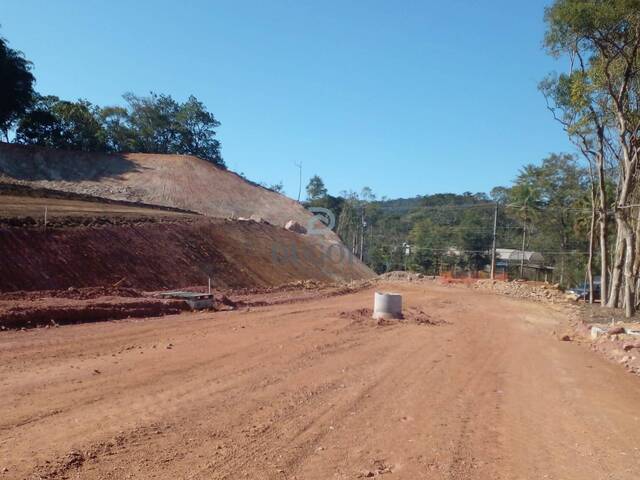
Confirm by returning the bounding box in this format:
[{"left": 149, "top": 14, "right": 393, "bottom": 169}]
[{"left": 2, "top": 282, "right": 640, "bottom": 479}]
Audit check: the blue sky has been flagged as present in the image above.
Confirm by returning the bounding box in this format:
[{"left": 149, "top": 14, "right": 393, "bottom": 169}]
[{"left": 2, "top": 0, "right": 571, "bottom": 199}]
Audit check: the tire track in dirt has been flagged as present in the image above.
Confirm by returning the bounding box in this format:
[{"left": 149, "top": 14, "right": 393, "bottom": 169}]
[{"left": 3, "top": 283, "right": 640, "bottom": 479}]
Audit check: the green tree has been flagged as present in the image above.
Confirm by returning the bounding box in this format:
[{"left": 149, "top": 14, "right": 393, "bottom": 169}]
[
  {"left": 0, "top": 35, "right": 35, "bottom": 140},
  {"left": 120, "top": 92, "right": 224, "bottom": 166},
  {"left": 99, "top": 106, "right": 135, "bottom": 152},
  {"left": 15, "top": 96, "right": 106, "bottom": 151},
  {"left": 456, "top": 210, "right": 493, "bottom": 272},
  {"left": 122, "top": 92, "right": 182, "bottom": 154},
  {"left": 268, "top": 181, "right": 284, "bottom": 194},
  {"left": 504, "top": 154, "right": 588, "bottom": 284},
  {"left": 544, "top": 0, "right": 640, "bottom": 315},
  {"left": 176, "top": 95, "right": 222, "bottom": 165},
  {"left": 306, "top": 175, "right": 327, "bottom": 200},
  {"left": 409, "top": 218, "right": 450, "bottom": 274}
]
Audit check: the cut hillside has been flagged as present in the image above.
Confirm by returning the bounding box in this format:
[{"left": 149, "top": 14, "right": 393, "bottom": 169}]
[
  {"left": 0, "top": 142, "right": 322, "bottom": 234},
  {"left": 0, "top": 215, "right": 372, "bottom": 292},
  {"left": 0, "top": 144, "right": 374, "bottom": 291}
]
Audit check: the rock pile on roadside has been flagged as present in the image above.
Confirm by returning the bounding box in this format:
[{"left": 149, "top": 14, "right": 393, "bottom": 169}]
[
  {"left": 378, "top": 271, "right": 434, "bottom": 282},
  {"left": 574, "top": 321, "right": 640, "bottom": 375},
  {"left": 473, "top": 279, "right": 566, "bottom": 303}
]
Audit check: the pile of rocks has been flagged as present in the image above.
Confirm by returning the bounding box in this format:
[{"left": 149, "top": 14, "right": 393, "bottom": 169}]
[
  {"left": 378, "top": 271, "right": 434, "bottom": 282},
  {"left": 473, "top": 279, "right": 566, "bottom": 303},
  {"left": 284, "top": 220, "right": 307, "bottom": 234},
  {"left": 579, "top": 322, "right": 640, "bottom": 375}
]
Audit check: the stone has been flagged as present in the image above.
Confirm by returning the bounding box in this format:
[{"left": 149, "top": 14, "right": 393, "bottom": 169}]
[
  {"left": 284, "top": 220, "right": 307, "bottom": 234},
  {"left": 608, "top": 326, "right": 626, "bottom": 335}
]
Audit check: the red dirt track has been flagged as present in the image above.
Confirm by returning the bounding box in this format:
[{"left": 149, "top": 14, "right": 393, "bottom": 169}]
[{"left": 2, "top": 281, "right": 639, "bottom": 479}]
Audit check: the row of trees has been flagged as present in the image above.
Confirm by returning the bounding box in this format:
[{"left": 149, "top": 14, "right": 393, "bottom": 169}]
[
  {"left": 304, "top": 1, "right": 640, "bottom": 317},
  {"left": 541, "top": 0, "right": 640, "bottom": 316},
  {"left": 304, "top": 157, "right": 591, "bottom": 286},
  {"left": 0, "top": 35, "right": 224, "bottom": 166}
]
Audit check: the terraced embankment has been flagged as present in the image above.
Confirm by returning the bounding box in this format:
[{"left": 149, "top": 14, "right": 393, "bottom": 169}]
[{"left": 0, "top": 213, "right": 371, "bottom": 292}]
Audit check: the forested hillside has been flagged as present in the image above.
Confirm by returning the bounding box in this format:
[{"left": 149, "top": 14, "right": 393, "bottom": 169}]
[{"left": 306, "top": 152, "right": 594, "bottom": 287}]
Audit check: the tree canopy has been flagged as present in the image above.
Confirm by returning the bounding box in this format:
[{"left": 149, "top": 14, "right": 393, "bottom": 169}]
[
  {"left": 13, "top": 92, "right": 225, "bottom": 167},
  {"left": 306, "top": 175, "right": 328, "bottom": 200},
  {"left": 1, "top": 29, "right": 224, "bottom": 166},
  {"left": 542, "top": 0, "right": 640, "bottom": 315},
  {"left": 0, "top": 35, "right": 35, "bottom": 140}
]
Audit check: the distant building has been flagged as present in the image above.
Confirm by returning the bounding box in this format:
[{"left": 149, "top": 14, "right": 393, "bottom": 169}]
[{"left": 494, "top": 248, "right": 553, "bottom": 281}]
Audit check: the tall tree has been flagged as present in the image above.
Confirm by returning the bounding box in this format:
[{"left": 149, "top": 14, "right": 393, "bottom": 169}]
[
  {"left": 507, "top": 154, "right": 588, "bottom": 284},
  {"left": 119, "top": 92, "right": 224, "bottom": 166},
  {"left": 306, "top": 175, "right": 328, "bottom": 200},
  {"left": 176, "top": 95, "right": 222, "bottom": 165},
  {"left": 0, "top": 35, "right": 35, "bottom": 140},
  {"left": 122, "top": 92, "right": 182, "bottom": 155},
  {"left": 544, "top": 0, "right": 640, "bottom": 315}
]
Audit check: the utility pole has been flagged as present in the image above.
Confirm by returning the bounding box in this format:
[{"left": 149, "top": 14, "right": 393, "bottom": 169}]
[
  {"left": 520, "top": 202, "right": 528, "bottom": 278},
  {"left": 294, "top": 161, "right": 302, "bottom": 202},
  {"left": 359, "top": 209, "right": 366, "bottom": 262},
  {"left": 490, "top": 202, "right": 498, "bottom": 280}
]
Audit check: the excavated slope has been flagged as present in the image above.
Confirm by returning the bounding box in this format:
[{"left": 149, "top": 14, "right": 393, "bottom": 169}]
[
  {"left": 0, "top": 217, "right": 372, "bottom": 291},
  {"left": 0, "top": 143, "right": 374, "bottom": 290},
  {"left": 0, "top": 143, "right": 320, "bottom": 232}
]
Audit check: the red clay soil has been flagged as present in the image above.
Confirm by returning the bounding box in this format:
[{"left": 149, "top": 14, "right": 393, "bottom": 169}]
[
  {"left": 2, "top": 281, "right": 640, "bottom": 479},
  {"left": 0, "top": 217, "right": 373, "bottom": 292},
  {"left": 0, "top": 296, "right": 188, "bottom": 330},
  {"left": 0, "top": 282, "right": 376, "bottom": 330}
]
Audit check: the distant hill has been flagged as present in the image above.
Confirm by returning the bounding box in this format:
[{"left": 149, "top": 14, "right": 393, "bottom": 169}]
[{"left": 374, "top": 192, "right": 491, "bottom": 214}]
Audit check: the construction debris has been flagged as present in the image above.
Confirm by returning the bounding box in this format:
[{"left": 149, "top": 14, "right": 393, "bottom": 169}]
[
  {"left": 473, "top": 280, "right": 565, "bottom": 303},
  {"left": 156, "top": 291, "right": 214, "bottom": 310},
  {"left": 377, "top": 271, "right": 431, "bottom": 282}
]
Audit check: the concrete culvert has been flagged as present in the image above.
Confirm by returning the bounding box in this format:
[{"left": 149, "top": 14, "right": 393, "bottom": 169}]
[{"left": 373, "top": 292, "right": 403, "bottom": 320}]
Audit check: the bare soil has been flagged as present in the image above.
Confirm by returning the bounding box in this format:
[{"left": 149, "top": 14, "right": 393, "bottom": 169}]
[
  {"left": 0, "top": 213, "right": 372, "bottom": 292},
  {"left": 0, "top": 282, "right": 374, "bottom": 330},
  {"left": 0, "top": 142, "right": 326, "bottom": 236},
  {"left": 2, "top": 281, "right": 639, "bottom": 479}
]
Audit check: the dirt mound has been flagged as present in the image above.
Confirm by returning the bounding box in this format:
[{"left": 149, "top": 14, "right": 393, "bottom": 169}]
[
  {"left": 0, "top": 297, "right": 188, "bottom": 330},
  {"left": 339, "top": 306, "right": 446, "bottom": 326},
  {"left": 378, "top": 271, "right": 433, "bottom": 282},
  {"left": 0, "top": 143, "right": 324, "bottom": 235},
  {"left": 0, "top": 217, "right": 372, "bottom": 292},
  {"left": 0, "top": 286, "right": 143, "bottom": 301},
  {"left": 0, "top": 143, "right": 374, "bottom": 288}
]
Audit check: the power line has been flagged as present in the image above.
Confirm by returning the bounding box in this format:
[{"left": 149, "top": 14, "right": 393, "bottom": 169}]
[{"left": 384, "top": 245, "right": 590, "bottom": 256}]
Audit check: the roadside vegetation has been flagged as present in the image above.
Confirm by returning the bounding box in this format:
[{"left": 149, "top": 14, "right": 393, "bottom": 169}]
[{"left": 304, "top": 153, "right": 591, "bottom": 288}]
